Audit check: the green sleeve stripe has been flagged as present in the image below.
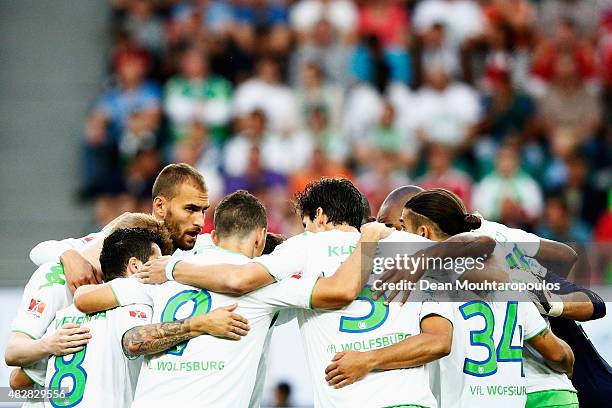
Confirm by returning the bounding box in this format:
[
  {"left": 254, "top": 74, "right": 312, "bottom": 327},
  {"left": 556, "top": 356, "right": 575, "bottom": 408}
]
[
  {"left": 525, "top": 325, "right": 548, "bottom": 341},
  {"left": 252, "top": 261, "right": 280, "bottom": 282},
  {"left": 109, "top": 284, "right": 122, "bottom": 307},
  {"left": 308, "top": 276, "right": 322, "bottom": 310},
  {"left": 11, "top": 330, "right": 39, "bottom": 340},
  {"left": 22, "top": 368, "right": 44, "bottom": 387}
]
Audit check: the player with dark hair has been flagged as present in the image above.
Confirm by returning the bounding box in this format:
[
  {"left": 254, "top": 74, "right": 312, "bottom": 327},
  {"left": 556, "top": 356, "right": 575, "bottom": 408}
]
[
  {"left": 130, "top": 180, "right": 460, "bottom": 407},
  {"left": 376, "top": 185, "right": 424, "bottom": 229},
  {"left": 138, "top": 177, "right": 368, "bottom": 294},
  {"left": 401, "top": 189, "right": 598, "bottom": 407},
  {"left": 5, "top": 213, "right": 171, "bottom": 406},
  {"left": 334, "top": 189, "right": 572, "bottom": 408},
  {"left": 71, "top": 189, "right": 397, "bottom": 406}
]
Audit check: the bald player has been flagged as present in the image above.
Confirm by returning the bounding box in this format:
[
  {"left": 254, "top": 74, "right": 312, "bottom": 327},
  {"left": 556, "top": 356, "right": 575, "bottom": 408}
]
[{"left": 376, "top": 185, "right": 424, "bottom": 229}]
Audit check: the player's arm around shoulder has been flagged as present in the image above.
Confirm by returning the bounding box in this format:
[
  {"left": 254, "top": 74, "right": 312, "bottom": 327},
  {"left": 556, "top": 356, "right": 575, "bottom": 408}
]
[
  {"left": 121, "top": 304, "right": 250, "bottom": 358},
  {"left": 137, "top": 255, "right": 276, "bottom": 295},
  {"left": 324, "top": 309, "right": 453, "bottom": 388},
  {"left": 311, "top": 222, "right": 394, "bottom": 309},
  {"left": 73, "top": 283, "right": 119, "bottom": 314}
]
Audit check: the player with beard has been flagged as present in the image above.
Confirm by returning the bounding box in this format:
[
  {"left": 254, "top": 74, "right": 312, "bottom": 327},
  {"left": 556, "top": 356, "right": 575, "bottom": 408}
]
[{"left": 28, "top": 163, "right": 211, "bottom": 292}]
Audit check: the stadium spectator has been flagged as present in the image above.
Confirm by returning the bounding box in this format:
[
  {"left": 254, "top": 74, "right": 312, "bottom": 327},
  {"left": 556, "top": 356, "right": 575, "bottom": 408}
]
[
  {"left": 79, "top": 0, "right": 610, "bottom": 245},
  {"left": 536, "top": 195, "right": 591, "bottom": 243},
  {"left": 164, "top": 47, "right": 233, "bottom": 143},
  {"left": 294, "top": 61, "right": 344, "bottom": 129},
  {"left": 295, "top": 106, "right": 348, "bottom": 165},
  {"left": 417, "top": 143, "right": 473, "bottom": 210},
  {"left": 530, "top": 18, "right": 598, "bottom": 94},
  {"left": 412, "top": 0, "right": 484, "bottom": 49},
  {"left": 121, "top": 0, "right": 166, "bottom": 56},
  {"left": 539, "top": 0, "right": 601, "bottom": 40},
  {"left": 538, "top": 53, "right": 602, "bottom": 148},
  {"left": 358, "top": 0, "right": 409, "bottom": 48},
  {"left": 273, "top": 381, "right": 292, "bottom": 407},
  {"left": 233, "top": 57, "right": 299, "bottom": 135},
  {"left": 472, "top": 143, "right": 543, "bottom": 226},
  {"left": 290, "top": 0, "right": 357, "bottom": 41},
  {"left": 412, "top": 64, "right": 480, "bottom": 148},
  {"left": 290, "top": 19, "right": 351, "bottom": 87}
]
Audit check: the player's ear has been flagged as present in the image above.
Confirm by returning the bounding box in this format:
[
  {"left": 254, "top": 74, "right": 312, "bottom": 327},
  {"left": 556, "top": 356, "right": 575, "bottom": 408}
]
[
  {"left": 256, "top": 228, "right": 267, "bottom": 249},
  {"left": 127, "top": 257, "right": 142, "bottom": 276},
  {"left": 315, "top": 207, "right": 327, "bottom": 226},
  {"left": 417, "top": 225, "right": 428, "bottom": 239},
  {"left": 211, "top": 230, "right": 219, "bottom": 246},
  {"left": 152, "top": 196, "right": 167, "bottom": 219}
]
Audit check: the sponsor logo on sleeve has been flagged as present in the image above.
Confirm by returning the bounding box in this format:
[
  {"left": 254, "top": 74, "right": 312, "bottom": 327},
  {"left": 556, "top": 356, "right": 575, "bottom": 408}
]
[
  {"left": 129, "top": 310, "right": 148, "bottom": 320},
  {"left": 27, "top": 299, "right": 46, "bottom": 317}
]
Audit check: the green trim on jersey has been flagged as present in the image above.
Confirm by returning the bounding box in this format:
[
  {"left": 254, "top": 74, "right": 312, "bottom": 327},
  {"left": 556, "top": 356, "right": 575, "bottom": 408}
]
[
  {"left": 308, "top": 274, "right": 324, "bottom": 309},
  {"left": 11, "top": 329, "right": 38, "bottom": 340},
  {"left": 526, "top": 389, "right": 578, "bottom": 408},
  {"left": 524, "top": 325, "right": 548, "bottom": 341},
  {"left": 252, "top": 261, "right": 279, "bottom": 282},
  {"left": 22, "top": 367, "right": 44, "bottom": 387},
  {"left": 110, "top": 284, "right": 122, "bottom": 307},
  {"left": 211, "top": 246, "right": 245, "bottom": 256}
]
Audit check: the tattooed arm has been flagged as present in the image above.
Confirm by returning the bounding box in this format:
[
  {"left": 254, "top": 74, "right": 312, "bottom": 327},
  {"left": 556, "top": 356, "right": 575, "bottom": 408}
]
[{"left": 122, "top": 304, "right": 250, "bottom": 358}]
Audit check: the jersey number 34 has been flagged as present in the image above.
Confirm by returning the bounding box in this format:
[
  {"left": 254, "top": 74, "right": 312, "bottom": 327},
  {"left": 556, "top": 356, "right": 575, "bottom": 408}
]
[{"left": 460, "top": 301, "right": 523, "bottom": 377}]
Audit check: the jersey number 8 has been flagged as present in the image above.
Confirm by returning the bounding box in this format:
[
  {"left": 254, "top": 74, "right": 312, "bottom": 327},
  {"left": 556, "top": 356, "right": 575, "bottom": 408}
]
[{"left": 49, "top": 346, "right": 87, "bottom": 408}]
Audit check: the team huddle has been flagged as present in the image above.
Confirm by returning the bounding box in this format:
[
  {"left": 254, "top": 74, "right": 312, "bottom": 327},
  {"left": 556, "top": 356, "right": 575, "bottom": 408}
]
[{"left": 5, "top": 163, "right": 606, "bottom": 407}]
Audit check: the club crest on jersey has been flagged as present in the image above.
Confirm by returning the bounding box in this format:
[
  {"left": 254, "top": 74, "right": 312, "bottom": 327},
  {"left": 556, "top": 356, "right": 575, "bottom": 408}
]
[
  {"left": 291, "top": 272, "right": 302, "bottom": 279},
  {"left": 27, "top": 298, "right": 46, "bottom": 317},
  {"left": 129, "top": 310, "right": 148, "bottom": 320}
]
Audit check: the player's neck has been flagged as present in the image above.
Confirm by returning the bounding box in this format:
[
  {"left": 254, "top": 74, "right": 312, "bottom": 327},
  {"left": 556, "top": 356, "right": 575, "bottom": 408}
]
[
  {"left": 327, "top": 223, "right": 358, "bottom": 233},
  {"left": 216, "top": 238, "right": 254, "bottom": 258}
]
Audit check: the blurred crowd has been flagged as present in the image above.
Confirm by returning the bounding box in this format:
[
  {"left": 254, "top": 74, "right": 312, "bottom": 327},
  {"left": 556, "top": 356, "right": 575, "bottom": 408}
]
[{"left": 81, "top": 0, "right": 611, "bottom": 246}]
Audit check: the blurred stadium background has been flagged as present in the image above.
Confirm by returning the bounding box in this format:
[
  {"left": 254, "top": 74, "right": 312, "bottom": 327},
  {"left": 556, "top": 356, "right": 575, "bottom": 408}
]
[{"left": 0, "top": 0, "right": 611, "bottom": 406}]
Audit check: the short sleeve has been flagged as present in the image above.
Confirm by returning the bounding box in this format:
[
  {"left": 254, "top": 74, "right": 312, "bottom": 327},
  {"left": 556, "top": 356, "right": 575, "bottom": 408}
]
[
  {"left": 419, "top": 301, "right": 454, "bottom": 325},
  {"left": 114, "top": 303, "right": 153, "bottom": 340},
  {"left": 522, "top": 302, "right": 548, "bottom": 341},
  {"left": 11, "top": 267, "right": 70, "bottom": 339},
  {"left": 252, "top": 233, "right": 310, "bottom": 281},
  {"left": 253, "top": 270, "right": 321, "bottom": 310},
  {"left": 505, "top": 227, "right": 541, "bottom": 257},
  {"left": 109, "top": 278, "right": 153, "bottom": 307}
]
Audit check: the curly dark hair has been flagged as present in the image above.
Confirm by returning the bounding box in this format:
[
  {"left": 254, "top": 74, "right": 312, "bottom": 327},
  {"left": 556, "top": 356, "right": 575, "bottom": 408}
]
[
  {"left": 295, "top": 178, "right": 364, "bottom": 229},
  {"left": 100, "top": 227, "right": 166, "bottom": 281}
]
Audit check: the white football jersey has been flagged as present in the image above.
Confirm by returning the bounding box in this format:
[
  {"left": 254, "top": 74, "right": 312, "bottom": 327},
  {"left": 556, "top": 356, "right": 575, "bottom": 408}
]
[
  {"left": 43, "top": 303, "right": 151, "bottom": 408},
  {"left": 256, "top": 229, "right": 448, "bottom": 408},
  {"left": 475, "top": 218, "right": 575, "bottom": 394},
  {"left": 29, "top": 233, "right": 101, "bottom": 266},
  {"left": 11, "top": 262, "right": 73, "bottom": 390},
  {"left": 436, "top": 298, "right": 547, "bottom": 408},
  {"left": 108, "top": 246, "right": 319, "bottom": 408},
  {"left": 171, "top": 233, "right": 214, "bottom": 258}
]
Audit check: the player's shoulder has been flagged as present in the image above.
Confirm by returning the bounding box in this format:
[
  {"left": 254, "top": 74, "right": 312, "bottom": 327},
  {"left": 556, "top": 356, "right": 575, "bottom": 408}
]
[
  {"left": 185, "top": 245, "right": 251, "bottom": 266},
  {"left": 381, "top": 230, "right": 431, "bottom": 243},
  {"left": 28, "top": 261, "right": 66, "bottom": 289}
]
